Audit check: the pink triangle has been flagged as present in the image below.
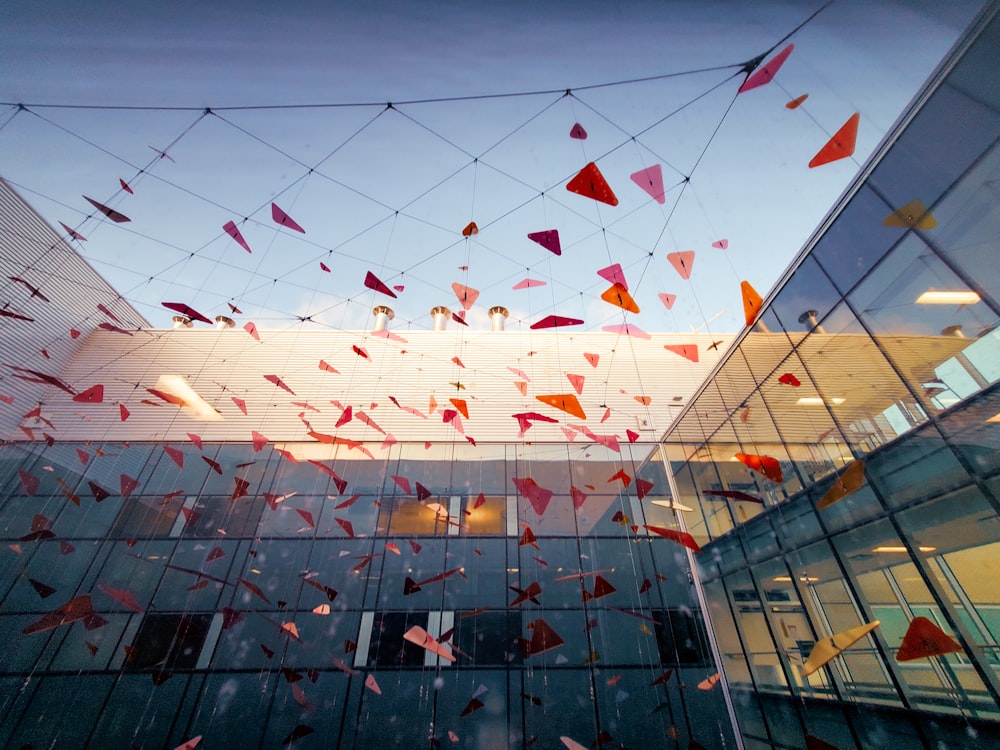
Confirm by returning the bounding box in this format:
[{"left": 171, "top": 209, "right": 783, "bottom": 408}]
[
  {"left": 602, "top": 323, "right": 650, "bottom": 339},
  {"left": 223, "top": 221, "right": 252, "bottom": 253},
  {"left": 561, "top": 426, "right": 578, "bottom": 441},
  {"left": 244, "top": 321, "right": 259, "bottom": 341},
  {"left": 391, "top": 475, "right": 412, "bottom": 495},
  {"left": 567, "top": 373, "right": 585, "bottom": 395},
  {"left": 119, "top": 403, "right": 130, "bottom": 421},
  {"left": 597, "top": 263, "right": 628, "bottom": 291},
  {"left": 570, "top": 123, "right": 587, "bottom": 139},
  {"left": 513, "top": 278, "right": 546, "bottom": 290},
  {"left": 527, "top": 230, "right": 561, "bottom": 255},
  {"left": 664, "top": 344, "right": 699, "bottom": 363},
  {"left": 658, "top": 293, "right": 677, "bottom": 310},
  {"left": 451, "top": 282, "right": 480, "bottom": 310},
  {"left": 164, "top": 446, "right": 185, "bottom": 468},
  {"left": 251, "top": 430, "right": 268, "bottom": 452},
  {"left": 630, "top": 165, "right": 666, "bottom": 204},
  {"left": 667, "top": 251, "right": 695, "bottom": 279},
  {"left": 584, "top": 352, "right": 600, "bottom": 368},
  {"left": 364, "top": 271, "right": 397, "bottom": 298},
  {"left": 571, "top": 486, "right": 588, "bottom": 508},
  {"left": 739, "top": 44, "right": 794, "bottom": 93},
  {"left": 120, "top": 474, "right": 140, "bottom": 497},
  {"left": 712, "top": 239, "right": 728, "bottom": 249},
  {"left": 271, "top": 203, "right": 305, "bottom": 233}
]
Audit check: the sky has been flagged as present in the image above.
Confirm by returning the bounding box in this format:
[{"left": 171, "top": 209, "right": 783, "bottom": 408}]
[{"left": 0, "top": 0, "right": 986, "bottom": 341}]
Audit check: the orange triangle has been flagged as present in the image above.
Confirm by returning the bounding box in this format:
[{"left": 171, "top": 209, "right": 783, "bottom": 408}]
[
  {"left": 566, "top": 162, "right": 619, "bottom": 206},
  {"left": 667, "top": 251, "right": 695, "bottom": 280},
  {"left": 566, "top": 374, "right": 585, "bottom": 395},
  {"left": 809, "top": 113, "right": 859, "bottom": 168},
  {"left": 451, "top": 282, "right": 480, "bottom": 310},
  {"left": 600, "top": 283, "right": 639, "bottom": 313},
  {"left": 741, "top": 280, "right": 763, "bottom": 327},
  {"left": 664, "top": 344, "right": 699, "bottom": 363},
  {"left": 449, "top": 398, "right": 469, "bottom": 419},
  {"left": 514, "top": 381, "right": 528, "bottom": 396},
  {"left": 462, "top": 221, "right": 478, "bottom": 236},
  {"left": 584, "top": 352, "right": 599, "bottom": 368},
  {"left": 536, "top": 393, "right": 586, "bottom": 420},
  {"left": 735, "top": 453, "right": 783, "bottom": 483},
  {"left": 634, "top": 395, "right": 651, "bottom": 405},
  {"left": 896, "top": 617, "right": 962, "bottom": 662}
]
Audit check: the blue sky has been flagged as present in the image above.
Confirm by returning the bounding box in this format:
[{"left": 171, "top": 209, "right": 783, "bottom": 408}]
[{"left": 0, "top": 0, "right": 985, "bottom": 337}]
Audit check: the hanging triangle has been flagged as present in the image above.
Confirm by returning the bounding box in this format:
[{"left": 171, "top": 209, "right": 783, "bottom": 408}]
[
  {"left": 449, "top": 398, "right": 469, "bottom": 419},
  {"left": 597, "top": 263, "right": 628, "bottom": 290},
  {"left": 60, "top": 222, "right": 87, "bottom": 241},
  {"left": 364, "top": 271, "right": 397, "bottom": 298},
  {"left": 566, "top": 374, "right": 585, "bottom": 395},
  {"left": 741, "top": 280, "right": 763, "bottom": 327},
  {"left": 600, "top": 283, "right": 640, "bottom": 313},
  {"left": 119, "top": 403, "right": 130, "bottom": 421},
  {"left": 513, "top": 278, "right": 546, "bottom": 290},
  {"left": 817, "top": 459, "right": 866, "bottom": 510},
  {"left": 527, "top": 229, "right": 561, "bottom": 255},
  {"left": 643, "top": 525, "right": 702, "bottom": 552},
  {"left": 658, "top": 293, "right": 677, "bottom": 310},
  {"left": 584, "top": 352, "right": 599, "bottom": 368},
  {"left": 804, "top": 736, "right": 839, "bottom": 750},
  {"left": 566, "top": 162, "right": 619, "bottom": 206},
  {"left": 635, "top": 478, "right": 654, "bottom": 500},
  {"left": 629, "top": 165, "right": 666, "bottom": 204},
  {"left": 83, "top": 196, "right": 130, "bottom": 223},
  {"left": 451, "top": 282, "right": 480, "bottom": 310},
  {"left": 569, "top": 123, "right": 587, "bottom": 139},
  {"left": 271, "top": 202, "right": 305, "bottom": 233},
  {"left": 571, "top": 486, "right": 588, "bottom": 508},
  {"left": 88, "top": 481, "right": 111, "bottom": 502},
  {"left": 536, "top": 393, "right": 586, "bottom": 420},
  {"left": 514, "top": 381, "right": 528, "bottom": 396},
  {"left": 664, "top": 344, "right": 699, "bottom": 363},
  {"left": 72, "top": 384, "right": 104, "bottom": 403},
  {"left": 787, "top": 94, "right": 809, "bottom": 109},
  {"left": 802, "top": 620, "right": 880, "bottom": 676},
  {"left": 883, "top": 199, "right": 937, "bottom": 230},
  {"left": 120, "top": 474, "right": 140, "bottom": 497},
  {"left": 809, "top": 113, "right": 860, "bottom": 168},
  {"left": 530, "top": 314, "right": 583, "bottom": 329},
  {"left": 667, "top": 251, "right": 695, "bottom": 280},
  {"left": 223, "top": 221, "right": 252, "bottom": 253},
  {"left": 739, "top": 43, "right": 795, "bottom": 93},
  {"left": 712, "top": 239, "right": 729, "bottom": 249},
  {"left": 735, "top": 453, "right": 783, "bottom": 483},
  {"left": 163, "top": 446, "right": 184, "bottom": 468},
  {"left": 461, "top": 221, "right": 478, "bottom": 236},
  {"left": 896, "top": 616, "right": 963, "bottom": 662}
]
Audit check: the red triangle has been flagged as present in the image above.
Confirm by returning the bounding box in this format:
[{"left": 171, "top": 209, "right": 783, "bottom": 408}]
[
  {"left": 527, "top": 230, "right": 561, "bottom": 255},
  {"left": 461, "top": 221, "right": 478, "bottom": 236},
  {"left": 809, "top": 113, "right": 860, "bottom": 168},
  {"left": 566, "top": 374, "right": 585, "bottom": 395},
  {"left": 566, "top": 162, "right": 618, "bottom": 206},
  {"left": 271, "top": 202, "right": 305, "bottom": 233},
  {"left": 88, "top": 481, "right": 111, "bottom": 502},
  {"left": 664, "top": 344, "right": 699, "bottom": 363},
  {"left": 120, "top": 474, "right": 140, "bottom": 497},
  {"left": 667, "top": 251, "right": 695, "bottom": 279},
  {"left": 451, "top": 282, "right": 480, "bottom": 310},
  {"left": 896, "top": 617, "right": 962, "bottom": 661},
  {"left": 223, "top": 220, "right": 252, "bottom": 253},
  {"left": 591, "top": 575, "right": 616, "bottom": 599},
  {"left": 72, "top": 384, "right": 104, "bottom": 403},
  {"left": 584, "top": 352, "right": 600, "bottom": 368},
  {"left": 804, "top": 736, "right": 840, "bottom": 750},
  {"left": 735, "top": 453, "right": 784, "bottom": 483},
  {"left": 364, "top": 271, "right": 397, "bottom": 298},
  {"left": 163, "top": 446, "right": 184, "bottom": 468},
  {"left": 635, "top": 478, "right": 654, "bottom": 500},
  {"left": 630, "top": 165, "right": 665, "bottom": 203},
  {"left": 571, "top": 486, "right": 588, "bottom": 508},
  {"left": 119, "top": 403, "right": 130, "bottom": 421}
]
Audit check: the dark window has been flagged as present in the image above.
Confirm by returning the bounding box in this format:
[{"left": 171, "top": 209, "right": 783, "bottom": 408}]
[
  {"left": 653, "top": 608, "right": 712, "bottom": 667},
  {"left": 368, "top": 612, "right": 430, "bottom": 667},
  {"left": 451, "top": 611, "right": 521, "bottom": 666},
  {"left": 125, "top": 613, "right": 213, "bottom": 670}
]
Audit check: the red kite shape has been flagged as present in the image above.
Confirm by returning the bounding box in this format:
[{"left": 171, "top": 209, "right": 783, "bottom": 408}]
[
  {"left": 597, "top": 263, "right": 628, "bottom": 290},
  {"left": 778, "top": 373, "right": 801, "bottom": 387},
  {"left": 223, "top": 221, "right": 252, "bottom": 253},
  {"left": 162, "top": 302, "right": 212, "bottom": 324},
  {"left": 83, "top": 196, "right": 130, "bottom": 223},
  {"left": 809, "top": 113, "right": 860, "bottom": 168},
  {"left": 566, "top": 162, "right": 618, "bottom": 206},
  {"left": 531, "top": 315, "right": 583, "bottom": 329},
  {"left": 735, "top": 453, "right": 784, "bottom": 483},
  {"left": 462, "top": 221, "right": 478, "bottom": 236},
  {"left": 658, "top": 293, "right": 677, "bottom": 310},
  {"left": 518, "top": 618, "right": 565, "bottom": 657},
  {"left": 896, "top": 617, "right": 962, "bottom": 661},
  {"left": 513, "top": 278, "right": 546, "bottom": 289},
  {"left": 787, "top": 94, "right": 809, "bottom": 109},
  {"left": 60, "top": 222, "right": 87, "bottom": 241},
  {"left": 72, "top": 384, "right": 104, "bottom": 403},
  {"left": 664, "top": 344, "right": 698, "bottom": 362},
  {"left": 527, "top": 230, "right": 561, "bottom": 255},
  {"left": 364, "top": 271, "right": 397, "bottom": 298},
  {"left": 644, "top": 525, "right": 702, "bottom": 552},
  {"left": 264, "top": 374, "right": 295, "bottom": 394},
  {"left": 271, "top": 202, "right": 305, "bottom": 233},
  {"left": 452, "top": 282, "right": 480, "bottom": 310}
]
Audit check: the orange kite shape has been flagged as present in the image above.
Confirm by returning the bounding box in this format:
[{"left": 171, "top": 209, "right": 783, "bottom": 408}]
[
  {"left": 809, "top": 113, "right": 860, "bottom": 168},
  {"left": 536, "top": 393, "right": 586, "bottom": 420},
  {"left": 600, "top": 283, "right": 639, "bottom": 313},
  {"left": 896, "top": 617, "right": 962, "bottom": 662},
  {"left": 664, "top": 344, "right": 699, "bottom": 363},
  {"left": 741, "top": 281, "right": 763, "bottom": 327},
  {"left": 735, "top": 453, "right": 783, "bottom": 483},
  {"left": 462, "top": 221, "right": 478, "bottom": 236},
  {"left": 566, "top": 162, "right": 618, "bottom": 206}
]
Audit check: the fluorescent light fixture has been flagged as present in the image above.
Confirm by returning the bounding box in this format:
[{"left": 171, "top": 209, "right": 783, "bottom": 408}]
[
  {"left": 154, "top": 374, "right": 222, "bottom": 421},
  {"left": 773, "top": 576, "right": 819, "bottom": 583},
  {"left": 871, "top": 545, "right": 936, "bottom": 553},
  {"left": 915, "top": 290, "right": 980, "bottom": 305},
  {"left": 796, "top": 397, "right": 846, "bottom": 406},
  {"left": 651, "top": 499, "right": 694, "bottom": 512}
]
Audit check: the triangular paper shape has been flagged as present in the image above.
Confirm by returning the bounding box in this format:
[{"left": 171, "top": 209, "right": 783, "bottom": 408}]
[
  {"left": 809, "top": 113, "right": 860, "bottom": 168},
  {"left": 83, "top": 196, "right": 130, "bottom": 223},
  {"left": 739, "top": 43, "right": 794, "bottom": 93},
  {"left": 566, "top": 374, "right": 585, "bottom": 395},
  {"left": 569, "top": 123, "right": 587, "bottom": 139},
  {"left": 536, "top": 393, "right": 586, "bottom": 420},
  {"left": 664, "top": 344, "right": 698, "bottom": 363},
  {"left": 787, "top": 94, "right": 809, "bottom": 109},
  {"left": 72, "top": 384, "right": 104, "bottom": 403},
  {"left": 600, "top": 283, "right": 639, "bottom": 313},
  {"left": 735, "top": 453, "right": 783, "bottom": 483},
  {"left": 566, "top": 162, "right": 619, "bottom": 206},
  {"left": 667, "top": 251, "right": 695, "bottom": 280},
  {"left": 513, "top": 277, "right": 546, "bottom": 290},
  {"left": 120, "top": 474, "right": 139, "bottom": 497},
  {"left": 531, "top": 315, "right": 583, "bottom": 329},
  {"left": 519, "top": 618, "right": 565, "bottom": 657},
  {"left": 817, "top": 459, "right": 865, "bottom": 510},
  {"left": 597, "top": 263, "right": 628, "bottom": 290},
  {"left": 896, "top": 617, "right": 962, "bottom": 662},
  {"left": 741, "top": 280, "right": 763, "bottom": 327},
  {"left": 451, "top": 282, "right": 480, "bottom": 310},
  {"left": 712, "top": 239, "right": 729, "bottom": 249},
  {"left": 364, "top": 271, "right": 397, "bottom": 298},
  {"left": 630, "top": 164, "right": 665, "bottom": 203},
  {"left": 802, "top": 620, "right": 880, "bottom": 676},
  {"left": 570, "top": 486, "right": 588, "bottom": 508},
  {"left": 635, "top": 478, "right": 654, "bottom": 500},
  {"left": 644, "top": 525, "right": 702, "bottom": 552},
  {"left": 883, "top": 199, "right": 937, "bottom": 230},
  {"left": 658, "top": 293, "right": 676, "bottom": 310},
  {"left": 163, "top": 446, "right": 185, "bottom": 468},
  {"left": 527, "top": 230, "right": 561, "bottom": 255},
  {"left": 583, "top": 352, "right": 599, "bottom": 368},
  {"left": 223, "top": 221, "right": 252, "bottom": 253},
  {"left": 461, "top": 221, "right": 478, "bottom": 237},
  {"left": 271, "top": 202, "right": 305, "bottom": 233}
]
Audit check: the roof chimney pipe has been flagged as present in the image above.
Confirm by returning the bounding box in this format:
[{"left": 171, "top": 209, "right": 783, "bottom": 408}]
[
  {"left": 372, "top": 305, "right": 394, "bottom": 332},
  {"left": 430, "top": 305, "right": 451, "bottom": 331},
  {"left": 489, "top": 305, "right": 509, "bottom": 331}
]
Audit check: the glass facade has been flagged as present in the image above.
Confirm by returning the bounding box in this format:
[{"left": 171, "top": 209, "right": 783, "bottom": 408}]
[{"left": 666, "top": 6, "right": 1000, "bottom": 748}]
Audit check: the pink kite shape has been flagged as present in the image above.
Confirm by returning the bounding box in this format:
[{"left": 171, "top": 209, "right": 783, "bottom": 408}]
[
  {"left": 712, "top": 239, "right": 729, "bottom": 249},
  {"left": 364, "top": 271, "right": 397, "bottom": 298},
  {"left": 531, "top": 315, "right": 583, "bottom": 329},
  {"left": 452, "top": 282, "right": 480, "bottom": 310},
  {"left": 658, "top": 293, "right": 677, "bottom": 310},
  {"left": 630, "top": 165, "right": 666, "bottom": 204},
  {"left": 271, "top": 203, "right": 305, "bottom": 233},
  {"left": 513, "top": 278, "right": 546, "bottom": 290},
  {"left": 597, "top": 263, "right": 628, "bottom": 290},
  {"left": 244, "top": 321, "right": 259, "bottom": 341},
  {"left": 527, "top": 230, "right": 561, "bottom": 255},
  {"left": 162, "top": 302, "right": 212, "bottom": 325},
  {"left": 739, "top": 44, "right": 794, "bottom": 93},
  {"left": 223, "top": 221, "right": 252, "bottom": 253},
  {"left": 570, "top": 123, "right": 588, "bottom": 139},
  {"left": 567, "top": 373, "right": 585, "bottom": 394},
  {"left": 667, "top": 251, "right": 695, "bottom": 280},
  {"left": 602, "top": 323, "right": 650, "bottom": 339}
]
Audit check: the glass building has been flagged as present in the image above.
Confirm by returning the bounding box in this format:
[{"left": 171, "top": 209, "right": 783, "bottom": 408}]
[{"left": 1, "top": 3, "right": 1000, "bottom": 749}]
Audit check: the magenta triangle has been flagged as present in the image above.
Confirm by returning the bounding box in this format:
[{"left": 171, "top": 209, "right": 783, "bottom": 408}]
[
  {"left": 597, "top": 263, "right": 628, "bottom": 291},
  {"left": 223, "top": 221, "right": 252, "bottom": 253},
  {"left": 364, "top": 271, "right": 397, "bottom": 298},
  {"left": 271, "top": 203, "right": 305, "bottom": 233},
  {"left": 527, "top": 230, "right": 561, "bottom": 255}
]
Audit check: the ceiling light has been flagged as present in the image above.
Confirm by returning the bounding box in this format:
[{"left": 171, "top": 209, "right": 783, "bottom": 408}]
[
  {"left": 797, "top": 397, "right": 846, "bottom": 406},
  {"left": 915, "top": 290, "right": 980, "bottom": 305},
  {"left": 773, "top": 576, "right": 819, "bottom": 583},
  {"left": 871, "top": 545, "right": 936, "bottom": 553}
]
